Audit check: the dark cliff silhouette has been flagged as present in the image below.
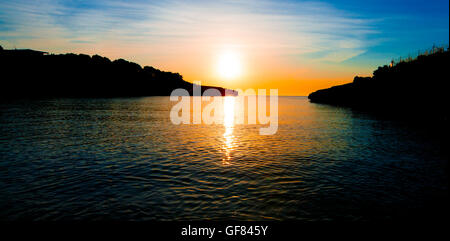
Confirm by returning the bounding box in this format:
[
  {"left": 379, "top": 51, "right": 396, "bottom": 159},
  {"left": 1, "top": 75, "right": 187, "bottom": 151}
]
[
  {"left": 0, "top": 46, "right": 237, "bottom": 99},
  {"left": 308, "top": 45, "right": 449, "bottom": 119}
]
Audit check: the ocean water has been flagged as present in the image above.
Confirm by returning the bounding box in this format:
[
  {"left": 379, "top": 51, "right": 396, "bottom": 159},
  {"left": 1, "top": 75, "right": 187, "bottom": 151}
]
[{"left": 0, "top": 96, "right": 448, "bottom": 221}]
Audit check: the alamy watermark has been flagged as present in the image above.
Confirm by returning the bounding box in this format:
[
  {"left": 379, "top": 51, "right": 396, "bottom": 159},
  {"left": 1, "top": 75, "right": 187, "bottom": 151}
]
[{"left": 170, "top": 81, "right": 278, "bottom": 135}]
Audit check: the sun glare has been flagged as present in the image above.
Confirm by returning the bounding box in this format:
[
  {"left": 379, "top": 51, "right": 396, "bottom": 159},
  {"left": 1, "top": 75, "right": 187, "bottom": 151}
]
[{"left": 217, "top": 51, "right": 242, "bottom": 80}]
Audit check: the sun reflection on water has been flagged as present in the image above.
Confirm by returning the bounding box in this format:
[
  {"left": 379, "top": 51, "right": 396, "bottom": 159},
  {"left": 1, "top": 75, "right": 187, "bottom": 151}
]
[{"left": 222, "top": 96, "right": 235, "bottom": 165}]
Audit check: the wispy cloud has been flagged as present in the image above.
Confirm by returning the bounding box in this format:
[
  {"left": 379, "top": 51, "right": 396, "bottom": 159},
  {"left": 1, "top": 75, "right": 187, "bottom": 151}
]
[{"left": 0, "top": 0, "right": 377, "bottom": 62}]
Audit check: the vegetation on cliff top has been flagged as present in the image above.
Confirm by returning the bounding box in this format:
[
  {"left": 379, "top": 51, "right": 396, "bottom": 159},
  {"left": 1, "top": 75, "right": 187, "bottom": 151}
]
[
  {"left": 308, "top": 45, "right": 449, "bottom": 118},
  {"left": 0, "top": 46, "right": 233, "bottom": 98}
]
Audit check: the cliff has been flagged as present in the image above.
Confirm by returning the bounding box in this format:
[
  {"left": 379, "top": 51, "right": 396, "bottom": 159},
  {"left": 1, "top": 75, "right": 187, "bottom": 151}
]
[
  {"left": 0, "top": 47, "right": 236, "bottom": 98},
  {"left": 308, "top": 46, "right": 449, "bottom": 119}
]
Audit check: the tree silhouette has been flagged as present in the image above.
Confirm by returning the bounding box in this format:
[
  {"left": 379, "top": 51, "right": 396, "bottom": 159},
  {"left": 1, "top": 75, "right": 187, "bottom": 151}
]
[
  {"left": 308, "top": 45, "right": 449, "bottom": 119},
  {"left": 0, "top": 47, "right": 235, "bottom": 99}
]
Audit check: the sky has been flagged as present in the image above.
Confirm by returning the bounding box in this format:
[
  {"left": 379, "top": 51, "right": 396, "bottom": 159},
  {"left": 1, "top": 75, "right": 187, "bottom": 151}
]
[{"left": 0, "top": 0, "right": 448, "bottom": 95}]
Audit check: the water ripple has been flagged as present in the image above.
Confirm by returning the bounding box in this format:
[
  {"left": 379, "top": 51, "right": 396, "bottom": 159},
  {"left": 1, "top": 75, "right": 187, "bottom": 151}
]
[{"left": 0, "top": 97, "right": 448, "bottom": 220}]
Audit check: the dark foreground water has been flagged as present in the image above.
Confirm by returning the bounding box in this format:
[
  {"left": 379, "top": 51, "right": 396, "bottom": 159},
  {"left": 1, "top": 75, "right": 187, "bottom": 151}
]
[{"left": 0, "top": 97, "right": 448, "bottom": 221}]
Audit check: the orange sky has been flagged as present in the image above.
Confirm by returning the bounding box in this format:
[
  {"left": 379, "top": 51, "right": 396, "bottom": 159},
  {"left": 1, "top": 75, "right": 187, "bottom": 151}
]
[
  {"left": 0, "top": 40, "right": 373, "bottom": 96},
  {"left": 61, "top": 40, "right": 372, "bottom": 96}
]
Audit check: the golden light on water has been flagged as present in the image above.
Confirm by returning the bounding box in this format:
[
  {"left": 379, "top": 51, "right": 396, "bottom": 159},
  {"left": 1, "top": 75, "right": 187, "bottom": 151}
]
[
  {"left": 223, "top": 96, "right": 235, "bottom": 128},
  {"left": 222, "top": 97, "right": 235, "bottom": 165}
]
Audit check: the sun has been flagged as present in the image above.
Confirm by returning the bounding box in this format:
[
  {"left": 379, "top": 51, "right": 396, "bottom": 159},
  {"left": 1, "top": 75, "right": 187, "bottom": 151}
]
[{"left": 217, "top": 51, "right": 242, "bottom": 80}]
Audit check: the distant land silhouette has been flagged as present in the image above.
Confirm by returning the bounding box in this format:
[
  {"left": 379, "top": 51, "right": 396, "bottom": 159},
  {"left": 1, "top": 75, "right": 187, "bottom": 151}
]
[
  {"left": 308, "top": 45, "right": 449, "bottom": 120},
  {"left": 0, "top": 46, "right": 237, "bottom": 99}
]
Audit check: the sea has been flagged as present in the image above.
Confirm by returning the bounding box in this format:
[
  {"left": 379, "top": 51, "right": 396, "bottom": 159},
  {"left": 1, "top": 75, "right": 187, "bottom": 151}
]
[{"left": 0, "top": 96, "right": 448, "bottom": 221}]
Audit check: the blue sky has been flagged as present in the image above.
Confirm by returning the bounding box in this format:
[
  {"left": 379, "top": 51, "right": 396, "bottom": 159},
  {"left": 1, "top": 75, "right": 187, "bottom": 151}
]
[
  {"left": 0, "top": 0, "right": 448, "bottom": 94},
  {"left": 326, "top": 0, "right": 449, "bottom": 66}
]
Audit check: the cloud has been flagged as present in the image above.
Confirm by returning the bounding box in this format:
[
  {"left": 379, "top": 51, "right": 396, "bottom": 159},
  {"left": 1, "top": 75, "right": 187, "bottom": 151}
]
[{"left": 0, "top": 0, "right": 377, "bottom": 63}]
